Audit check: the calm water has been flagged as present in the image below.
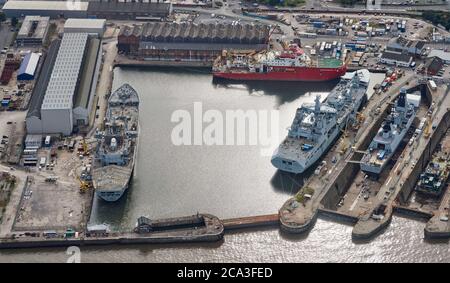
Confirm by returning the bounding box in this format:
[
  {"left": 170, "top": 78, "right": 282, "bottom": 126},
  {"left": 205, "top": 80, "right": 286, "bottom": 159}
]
[{"left": 0, "top": 68, "right": 448, "bottom": 263}]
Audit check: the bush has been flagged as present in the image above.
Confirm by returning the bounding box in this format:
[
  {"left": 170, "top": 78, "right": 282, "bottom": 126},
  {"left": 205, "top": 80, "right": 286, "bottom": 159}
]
[{"left": 422, "top": 11, "right": 450, "bottom": 31}]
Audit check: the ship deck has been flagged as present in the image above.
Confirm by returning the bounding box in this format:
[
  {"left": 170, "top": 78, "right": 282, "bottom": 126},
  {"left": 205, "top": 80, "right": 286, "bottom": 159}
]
[{"left": 92, "top": 165, "right": 133, "bottom": 192}]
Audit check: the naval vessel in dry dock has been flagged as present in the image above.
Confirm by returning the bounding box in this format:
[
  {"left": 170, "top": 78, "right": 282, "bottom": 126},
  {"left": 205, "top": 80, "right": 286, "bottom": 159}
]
[
  {"left": 360, "top": 88, "right": 416, "bottom": 176},
  {"left": 92, "top": 84, "right": 139, "bottom": 202},
  {"left": 271, "top": 69, "right": 370, "bottom": 174}
]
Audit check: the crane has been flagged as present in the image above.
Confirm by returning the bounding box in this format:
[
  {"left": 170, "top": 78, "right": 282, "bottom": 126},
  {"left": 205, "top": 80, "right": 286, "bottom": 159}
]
[{"left": 76, "top": 174, "right": 92, "bottom": 194}]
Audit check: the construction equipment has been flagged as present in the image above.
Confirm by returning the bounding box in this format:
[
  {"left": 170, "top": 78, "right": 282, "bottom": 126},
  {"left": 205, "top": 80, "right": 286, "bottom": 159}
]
[
  {"left": 76, "top": 174, "right": 92, "bottom": 193},
  {"left": 424, "top": 116, "right": 432, "bottom": 139},
  {"left": 77, "top": 137, "right": 90, "bottom": 156},
  {"left": 353, "top": 112, "right": 365, "bottom": 130}
]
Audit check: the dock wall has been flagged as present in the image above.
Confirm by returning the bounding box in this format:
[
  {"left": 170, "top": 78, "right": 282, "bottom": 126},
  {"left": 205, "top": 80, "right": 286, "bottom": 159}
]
[
  {"left": 397, "top": 87, "right": 450, "bottom": 204},
  {"left": 222, "top": 214, "right": 279, "bottom": 231},
  {"left": 318, "top": 208, "right": 359, "bottom": 225}
]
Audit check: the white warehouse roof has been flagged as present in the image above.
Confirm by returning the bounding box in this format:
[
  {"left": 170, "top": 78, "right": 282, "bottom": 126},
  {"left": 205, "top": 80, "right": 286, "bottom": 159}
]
[
  {"left": 64, "top": 18, "right": 106, "bottom": 30},
  {"left": 428, "top": 49, "right": 450, "bottom": 62},
  {"left": 3, "top": 1, "right": 89, "bottom": 11},
  {"left": 41, "top": 33, "right": 89, "bottom": 111},
  {"left": 18, "top": 52, "right": 41, "bottom": 79}
]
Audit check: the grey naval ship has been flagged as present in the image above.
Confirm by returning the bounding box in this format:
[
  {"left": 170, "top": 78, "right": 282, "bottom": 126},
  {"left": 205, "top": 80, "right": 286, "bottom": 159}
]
[
  {"left": 92, "top": 84, "right": 139, "bottom": 202},
  {"left": 360, "top": 88, "right": 415, "bottom": 175},
  {"left": 271, "top": 69, "right": 370, "bottom": 174}
]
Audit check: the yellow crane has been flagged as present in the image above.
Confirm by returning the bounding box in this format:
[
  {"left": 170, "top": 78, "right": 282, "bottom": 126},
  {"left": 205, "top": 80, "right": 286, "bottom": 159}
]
[{"left": 76, "top": 174, "right": 92, "bottom": 194}]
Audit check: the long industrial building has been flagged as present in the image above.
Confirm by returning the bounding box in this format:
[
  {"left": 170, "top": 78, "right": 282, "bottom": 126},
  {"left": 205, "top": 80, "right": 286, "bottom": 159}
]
[
  {"left": 118, "top": 22, "right": 270, "bottom": 62},
  {"left": 3, "top": 0, "right": 172, "bottom": 20},
  {"left": 26, "top": 30, "right": 102, "bottom": 135},
  {"left": 3, "top": 1, "right": 89, "bottom": 18}
]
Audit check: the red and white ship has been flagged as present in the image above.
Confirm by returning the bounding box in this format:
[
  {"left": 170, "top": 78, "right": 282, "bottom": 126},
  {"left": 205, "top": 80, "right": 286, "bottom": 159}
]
[{"left": 212, "top": 44, "right": 347, "bottom": 82}]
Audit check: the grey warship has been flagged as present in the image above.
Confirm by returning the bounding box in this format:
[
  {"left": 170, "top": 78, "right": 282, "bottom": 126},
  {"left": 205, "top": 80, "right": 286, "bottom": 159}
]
[
  {"left": 92, "top": 83, "right": 139, "bottom": 202},
  {"left": 271, "top": 69, "right": 370, "bottom": 174}
]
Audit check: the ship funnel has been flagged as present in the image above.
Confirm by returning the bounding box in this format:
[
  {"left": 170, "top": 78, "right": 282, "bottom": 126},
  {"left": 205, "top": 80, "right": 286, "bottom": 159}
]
[
  {"left": 110, "top": 137, "right": 117, "bottom": 150},
  {"left": 314, "top": 95, "right": 321, "bottom": 113}
]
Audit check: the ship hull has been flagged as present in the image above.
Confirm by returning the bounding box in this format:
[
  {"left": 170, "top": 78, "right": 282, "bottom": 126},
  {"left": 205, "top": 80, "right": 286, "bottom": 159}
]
[
  {"left": 271, "top": 125, "right": 340, "bottom": 174},
  {"left": 213, "top": 66, "right": 347, "bottom": 82},
  {"left": 361, "top": 110, "right": 415, "bottom": 176},
  {"left": 96, "top": 185, "right": 128, "bottom": 202},
  {"left": 270, "top": 69, "right": 369, "bottom": 174}
]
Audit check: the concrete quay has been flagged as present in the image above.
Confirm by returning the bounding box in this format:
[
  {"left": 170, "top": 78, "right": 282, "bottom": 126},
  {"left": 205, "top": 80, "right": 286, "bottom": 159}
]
[
  {"left": 280, "top": 73, "right": 450, "bottom": 240},
  {"left": 354, "top": 85, "right": 450, "bottom": 239},
  {"left": 0, "top": 214, "right": 224, "bottom": 249},
  {"left": 222, "top": 214, "right": 279, "bottom": 231}
]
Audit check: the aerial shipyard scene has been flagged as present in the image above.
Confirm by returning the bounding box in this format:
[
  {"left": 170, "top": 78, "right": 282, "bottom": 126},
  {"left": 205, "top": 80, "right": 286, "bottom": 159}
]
[{"left": 0, "top": 0, "right": 448, "bottom": 264}]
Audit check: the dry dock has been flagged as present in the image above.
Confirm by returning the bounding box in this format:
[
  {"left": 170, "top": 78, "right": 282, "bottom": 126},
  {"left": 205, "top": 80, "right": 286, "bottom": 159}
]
[{"left": 280, "top": 73, "right": 450, "bottom": 240}]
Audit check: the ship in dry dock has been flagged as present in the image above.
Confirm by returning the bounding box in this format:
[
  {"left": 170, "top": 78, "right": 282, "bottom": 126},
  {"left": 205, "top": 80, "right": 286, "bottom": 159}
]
[
  {"left": 416, "top": 145, "right": 450, "bottom": 197},
  {"left": 360, "top": 88, "right": 416, "bottom": 176},
  {"left": 271, "top": 69, "right": 370, "bottom": 174},
  {"left": 92, "top": 84, "right": 139, "bottom": 202}
]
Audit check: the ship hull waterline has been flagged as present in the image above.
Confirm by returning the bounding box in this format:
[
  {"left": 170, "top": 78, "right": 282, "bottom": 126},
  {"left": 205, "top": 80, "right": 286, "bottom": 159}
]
[{"left": 212, "top": 66, "right": 347, "bottom": 82}]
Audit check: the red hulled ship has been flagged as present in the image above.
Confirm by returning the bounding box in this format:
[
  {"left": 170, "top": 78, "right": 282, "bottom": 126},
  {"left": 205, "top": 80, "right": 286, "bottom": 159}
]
[{"left": 212, "top": 44, "right": 347, "bottom": 82}]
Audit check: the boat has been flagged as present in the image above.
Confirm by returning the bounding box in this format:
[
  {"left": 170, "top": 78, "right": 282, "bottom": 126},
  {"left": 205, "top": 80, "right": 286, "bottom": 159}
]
[
  {"left": 360, "top": 88, "right": 416, "bottom": 176},
  {"left": 416, "top": 146, "right": 450, "bottom": 197},
  {"left": 271, "top": 69, "right": 370, "bottom": 174},
  {"left": 91, "top": 83, "right": 139, "bottom": 202},
  {"left": 212, "top": 45, "right": 347, "bottom": 82}
]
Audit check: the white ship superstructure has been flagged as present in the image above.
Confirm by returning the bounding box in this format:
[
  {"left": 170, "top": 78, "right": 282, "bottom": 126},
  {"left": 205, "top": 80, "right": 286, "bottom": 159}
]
[
  {"left": 360, "top": 88, "right": 416, "bottom": 175},
  {"left": 92, "top": 84, "right": 139, "bottom": 202},
  {"left": 271, "top": 69, "right": 370, "bottom": 174}
]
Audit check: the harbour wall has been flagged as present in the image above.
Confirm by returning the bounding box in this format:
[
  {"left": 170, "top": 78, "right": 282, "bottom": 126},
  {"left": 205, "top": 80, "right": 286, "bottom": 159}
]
[
  {"left": 222, "top": 214, "right": 279, "bottom": 231},
  {"left": 397, "top": 87, "right": 450, "bottom": 204},
  {"left": 0, "top": 233, "right": 224, "bottom": 250},
  {"left": 393, "top": 206, "right": 433, "bottom": 220}
]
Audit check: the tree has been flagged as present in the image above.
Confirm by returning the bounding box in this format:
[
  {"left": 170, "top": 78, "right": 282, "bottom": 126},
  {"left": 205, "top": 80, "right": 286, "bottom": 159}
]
[
  {"left": 11, "top": 17, "right": 18, "bottom": 27},
  {"left": 0, "top": 12, "right": 6, "bottom": 23}
]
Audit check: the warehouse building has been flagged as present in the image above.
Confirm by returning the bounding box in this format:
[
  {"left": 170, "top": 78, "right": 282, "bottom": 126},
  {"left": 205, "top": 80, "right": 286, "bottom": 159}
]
[
  {"left": 87, "top": 2, "right": 172, "bottom": 20},
  {"left": 26, "top": 40, "right": 61, "bottom": 135},
  {"left": 16, "top": 16, "right": 50, "bottom": 46},
  {"left": 423, "top": 56, "right": 444, "bottom": 76},
  {"left": 118, "top": 22, "right": 270, "bottom": 62},
  {"left": 64, "top": 18, "right": 106, "bottom": 37},
  {"left": 17, "top": 52, "right": 41, "bottom": 80},
  {"left": 26, "top": 32, "right": 101, "bottom": 135},
  {"left": 380, "top": 51, "right": 413, "bottom": 67},
  {"left": 427, "top": 50, "right": 450, "bottom": 64},
  {"left": 3, "top": 1, "right": 89, "bottom": 19},
  {"left": 386, "top": 36, "right": 426, "bottom": 57}
]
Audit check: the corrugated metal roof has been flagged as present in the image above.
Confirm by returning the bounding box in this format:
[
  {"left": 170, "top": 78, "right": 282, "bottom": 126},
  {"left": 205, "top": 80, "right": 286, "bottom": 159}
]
[
  {"left": 18, "top": 52, "right": 41, "bottom": 77},
  {"left": 26, "top": 39, "right": 60, "bottom": 119},
  {"left": 41, "top": 33, "right": 89, "bottom": 110},
  {"left": 64, "top": 18, "right": 106, "bottom": 31},
  {"left": 428, "top": 50, "right": 450, "bottom": 61},
  {"left": 3, "top": 1, "right": 88, "bottom": 11}
]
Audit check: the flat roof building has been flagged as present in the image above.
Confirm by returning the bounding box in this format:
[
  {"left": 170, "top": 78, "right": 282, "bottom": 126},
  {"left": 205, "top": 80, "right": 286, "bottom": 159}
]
[
  {"left": 64, "top": 18, "right": 106, "bottom": 37},
  {"left": 87, "top": 2, "right": 172, "bottom": 20},
  {"left": 17, "top": 52, "right": 41, "bottom": 80},
  {"left": 3, "top": 1, "right": 89, "bottom": 19},
  {"left": 16, "top": 16, "right": 50, "bottom": 46},
  {"left": 428, "top": 49, "right": 450, "bottom": 64},
  {"left": 380, "top": 50, "right": 413, "bottom": 67}
]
